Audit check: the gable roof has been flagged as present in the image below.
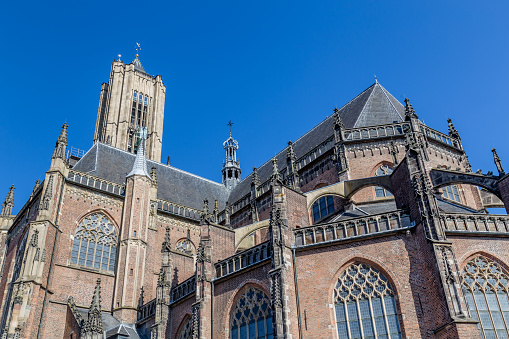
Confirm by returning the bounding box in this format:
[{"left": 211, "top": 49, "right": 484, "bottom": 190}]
[{"left": 72, "top": 143, "right": 229, "bottom": 211}]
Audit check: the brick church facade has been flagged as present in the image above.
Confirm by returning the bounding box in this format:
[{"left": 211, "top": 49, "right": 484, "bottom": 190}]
[{"left": 0, "top": 55, "right": 508, "bottom": 339}]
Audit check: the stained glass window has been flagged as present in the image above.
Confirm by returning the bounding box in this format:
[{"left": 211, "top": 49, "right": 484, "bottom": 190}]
[
  {"left": 462, "top": 256, "right": 509, "bottom": 338},
  {"left": 178, "top": 316, "right": 192, "bottom": 339},
  {"left": 230, "top": 286, "right": 273, "bottom": 339},
  {"left": 70, "top": 213, "right": 117, "bottom": 272},
  {"left": 334, "top": 263, "right": 402, "bottom": 338},
  {"left": 375, "top": 165, "right": 394, "bottom": 198}
]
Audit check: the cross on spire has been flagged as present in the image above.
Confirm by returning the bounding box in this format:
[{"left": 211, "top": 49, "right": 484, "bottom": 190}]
[{"left": 227, "top": 120, "right": 233, "bottom": 136}]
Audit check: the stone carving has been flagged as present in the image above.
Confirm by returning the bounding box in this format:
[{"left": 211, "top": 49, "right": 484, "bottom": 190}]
[
  {"left": 65, "top": 186, "right": 123, "bottom": 209},
  {"left": 161, "top": 227, "right": 171, "bottom": 253},
  {"left": 29, "top": 229, "right": 39, "bottom": 247}
]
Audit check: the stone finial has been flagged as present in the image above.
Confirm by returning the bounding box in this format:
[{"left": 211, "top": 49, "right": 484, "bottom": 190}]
[
  {"left": 251, "top": 167, "right": 260, "bottom": 188},
  {"left": 404, "top": 98, "right": 418, "bottom": 120},
  {"left": 333, "top": 107, "right": 345, "bottom": 130},
  {"left": 166, "top": 156, "right": 171, "bottom": 166},
  {"left": 271, "top": 157, "right": 281, "bottom": 184},
  {"left": 157, "top": 267, "right": 165, "bottom": 287},
  {"left": 185, "top": 229, "right": 193, "bottom": 254},
  {"left": 30, "top": 180, "right": 40, "bottom": 200},
  {"left": 287, "top": 141, "right": 296, "bottom": 163},
  {"left": 161, "top": 227, "right": 171, "bottom": 253},
  {"left": 150, "top": 167, "right": 158, "bottom": 186},
  {"left": 447, "top": 118, "right": 461, "bottom": 139},
  {"left": 40, "top": 175, "right": 54, "bottom": 211},
  {"left": 84, "top": 279, "right": 103, "bottom": 335},
  {"left": 1, "top": 185, "right": 15, "bottom": 217},
  {"left": 127, "top": 128, "right": 150, "bottom": 178},
  {"left": 492, "top": 148, "right": 505, "bottom": 176},
  {"left": 52, "top": 123, "right": 68, "bottom": 160},
  {"left": 138, "top": 287, "right": 144, "bottom": 308},
  {"left": 213, "top": 200, "right": 219, "bottom": 222}
]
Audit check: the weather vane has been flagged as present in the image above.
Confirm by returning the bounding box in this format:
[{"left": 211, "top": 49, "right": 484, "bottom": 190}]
[
  {"left": 136, "top": 43, "right": 141, "bottom": 57},
  {"left": 227, "top": 120, "right": 233, "bottom": 135},
  {"left": 374, "top": 74, "right": 378, "bottom": 82}
]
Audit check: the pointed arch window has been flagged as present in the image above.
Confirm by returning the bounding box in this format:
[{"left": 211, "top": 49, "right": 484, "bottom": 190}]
[
  {"left": 312, "top": 195, "right": 335, "bottom": 223},
  {"left": 334, "top": 263, "right": 402, "bottom": 338},
  {"left": 375, "top": 165, "right": 394, "bottom": 198},
  {"left": 178, "top": 316, "right": 192, "bottom": 339},
  {"left": 230, "top": 286, "right": 273, "bottom": 339},
  {"left": 175, "top": 238, "right": 195, "bottom": 255},
  {"left": 70, "top": 212, "right": 118, "bottom": 272},
  {"left": 461, "top": 256, "right": 509, "bottom": 338},
  {"left": 442, "top": 185, "right": 461, "bottom": 203}
]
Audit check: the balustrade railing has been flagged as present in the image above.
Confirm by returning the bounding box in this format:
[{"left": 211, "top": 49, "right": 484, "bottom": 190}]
[
  {"left": 215, "top": 241, "right": 272, "bottom": 279},
  {"left": 68, "top": 170, "right": 125, "bottom": 196},
  {"left": 344, "top": 123, "right": 409, "bottom": 142},
  {"left": 440, "top": 213, "right": 509, "bottom": 233},
  {"left": 171, "top": 275, "right": 196, "bottom": 304},
  {"left": 137, "top": 298, "right": 156, "bottom": 322},
  {"left": 157, "top": 199, "right": 201, "bottom": 221},
  {"left": 294, "top": 210, "right": 412, "bottom": 247},
  {"left": 421, "top": 125, "right": 461, "bottom": 150}
]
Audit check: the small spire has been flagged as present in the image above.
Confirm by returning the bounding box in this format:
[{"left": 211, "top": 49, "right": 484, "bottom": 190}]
[
  {"left": 127, "top": 128, "right": 150, "bottom": 178},
  {"left": 52, "top": 123, "right": 68, "bottom": 160},
  {"left": 166, "top": 156, "right": 171, "bottom": 166},
  {"left": 447, "top": 118, "right": 461, "bottom": 139},
  {"left": 85, "top": 279, "right": 103, "bottom": 335},
  {"left": 161, "top": 227, "right": 171, "bottom": 253},
  {"left": 203, "top": 199, "right": 209, "bottom": 214},
  {"left": 271, "top": 157, "right": 281, "bottom": 184},
  {"left": 1, "top": 185, "right": 15, "bottom": 217},
  {"left": 251, "top": 167, "right": 260, "bottom": 187},
  {"left": 151, "top": 167, "right": 158, "bottom": 186},
  {"left": 30, "top": 180, "right": 40, "bottom": 200},
  {"left": 404, "top": 98, "right": 418, "bottom": 120},
  {"left": 492, "top": 148, "right": 505, "bottom": 176},
  {"left": 185, "top": 228, "right": 192, "bottom": 254},
  {"left": 213, "top": 200, "right": 219, "bottom": 220},
  {"left": 333, "top": 108, "right": 345, "bottom": 130},
  {"left": 287, "top": 141, "right": 296, "bottom": 163}
]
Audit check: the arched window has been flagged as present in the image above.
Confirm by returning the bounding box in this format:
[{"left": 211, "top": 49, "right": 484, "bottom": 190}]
[
  {"left": 178, "top": 316, "right": 192, "bottom": 339},
  {"left": 442, "top": 185, "right": 461, "bottom": 202},
  {"left": 70, "top": 212, "right": 118, "bottom": 272},
  {"left": 334, "top": 263, "right": 401, "bottom": 338},
  {"left": 312, "top": 196, "right": 335, "bottom": 223},
  {"left": 461, "top": 256, "right": 509, "bottom": 338},
  {"left": 230, "top": 286, "right": 273, "bottom": 339},
  {"left": 374, "top": 165, "right": 394, "bottom": 198},
  {"left": 175, "top": 238, "right": 195, "bottom": 255}
]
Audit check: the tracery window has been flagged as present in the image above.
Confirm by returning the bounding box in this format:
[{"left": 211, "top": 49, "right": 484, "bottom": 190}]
[
  {"left": 374, "top": 165, "right": 394, "bottom": 198},
  {"left": 442, "top": 185, "right": 461, "bottom": 203},
  {"left": 334, "top": 263, "right": 402, "bottom": 339},
  {"left": 230, "top": 286, "right": 273, "bottom": 339},
  {"left": 70, "top": 212, "right": 118, "bottom": 272},
  {"left": 178, "top": 316, "right": 192, "bottom": 339},
  {"left": 175, "top": 238, "right": 195, "bottom": 255},
  {"left": 312, "top": 195, "right": 335, "bottom": 223},
  {"left": 461, "top": 256, "right": 509, "bottom": 338}
]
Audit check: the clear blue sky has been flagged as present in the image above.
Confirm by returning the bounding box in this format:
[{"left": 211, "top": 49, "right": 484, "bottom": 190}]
[{"left": 1, "top": 1, "right": 508, "bottom": 213}]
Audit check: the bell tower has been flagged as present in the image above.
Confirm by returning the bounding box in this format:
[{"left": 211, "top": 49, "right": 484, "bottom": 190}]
[
  {"left": 222, "top": 121, "right": 241, "bottom": 190},
  {"left": 93, "top": 47, "right": 165, "bottom": 162}
]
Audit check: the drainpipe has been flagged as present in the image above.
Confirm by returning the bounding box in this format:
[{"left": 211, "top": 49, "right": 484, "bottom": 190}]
[
  {"left": 37, "top": 176, "right": 65, "bottom": 339},
  {"left": 292, "top": 247, "right": 303, "bottom": 339}
]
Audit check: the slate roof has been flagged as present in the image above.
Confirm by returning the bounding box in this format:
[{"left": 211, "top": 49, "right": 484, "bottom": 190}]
[
  {"left": 132, "top": 56, "right": 147, "bottom": 74},
  {"left": 74, "top": 308, "right": 140, "bottom": 338},
  {"left": 228, "top": 81, "right": 405, "bottom": 204},
  {"left": 72, "top": 143, "right": 229, "bottom": 211}
]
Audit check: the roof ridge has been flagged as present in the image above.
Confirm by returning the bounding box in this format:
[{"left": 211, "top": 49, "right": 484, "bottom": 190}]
[
  {"left": 353, "top": 82, "right": 377, "bottom": 128},
  {"left": 378, "top": 82, "right": 404, "bottom": 121}
]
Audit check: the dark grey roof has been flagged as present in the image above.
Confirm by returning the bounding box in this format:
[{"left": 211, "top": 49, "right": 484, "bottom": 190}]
[
  {"left": 132, "top": 57, "right": 147, "bottom": 74},
  {"left": 330, "top": 200, "right": 399, "bottom": 222},
  {"left": 105, "top": 323, "right": 140, "bottom": 339},
  {"left": 437, "top": 198, "right": 482, "bottom": 214},
  {"left": 228, "top": 82, "right": 405, "bottom": 204},
  {"left": 73, "top": 143, "right": 229, "bottom": 211}
]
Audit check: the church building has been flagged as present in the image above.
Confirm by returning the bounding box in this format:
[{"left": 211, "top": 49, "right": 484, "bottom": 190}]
[{"left": 0, "top": 54, "right": 508, "bottom": 339}]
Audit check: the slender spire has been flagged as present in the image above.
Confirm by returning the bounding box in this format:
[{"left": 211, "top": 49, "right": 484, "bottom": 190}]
[
  {"left": 185, "top": 228, "right": 193, "bottom": 254},
  {"left": 127, "top": 128, "right": 150, "bottom": 178},
  {"left": 84, "top": 279, "right": 103, "bottom": 335},
  {"left": 52, "top": 123, "right": 68, "bottom": 160},
  {"left": 222, "top": 124, "right": 241, "bottom": 190},
  {"left": 333, "top": 107, "right": 345, "bottom": 131},
  {"left": 161, "top": 227, "right": 171, "bottom": 253},
  {"left": 151, "top": 167, "right": 158, "bottom": 187},
  {"left": 492, "top": 148, "right": 505, "bottom": 176},
  {"left": 251, "top": 167, "right": 260, "bottom": 188},
  {"left": 1, "top": 185, "right": 15, "bottom": 217},
  {"left": 30, "top": 180, "right": 40, "bottom": 200},
  {"left": 271, "top": 157, "right": 281, "bottom": 184},
  {"left": 447, "top": 118, "right": 461, "bottom": 139}
]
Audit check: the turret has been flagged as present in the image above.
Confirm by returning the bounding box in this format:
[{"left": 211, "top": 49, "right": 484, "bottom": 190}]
[{"left": 222, "top": 122, "right": 241, "bottom": 190}]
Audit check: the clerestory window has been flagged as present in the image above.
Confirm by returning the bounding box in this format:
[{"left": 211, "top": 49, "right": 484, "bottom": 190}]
[
  {"left": 334, "top": 263, "right": 402, "bottom": 338},
  {"left": 374, "top": 165, "right": 394, "bottom": 198},
  {"left": 312, "top": 196, "right": 335, "bottom": 223},
  {"left": 70, "top": 212, "right": 118, "bottom": 272},
  {"left": 462, "top": 256, "right": 509, "bottom": 338},
  {"left": 230, "top": 286, "right": 273, "bottom": 339},
  {"left": 442, "top": 185, "right": 461, "bottom": 203}
]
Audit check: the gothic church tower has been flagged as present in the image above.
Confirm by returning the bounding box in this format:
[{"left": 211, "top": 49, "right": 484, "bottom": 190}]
[{"left": 93, "top": 52, "right": 165, "bottom": 162}]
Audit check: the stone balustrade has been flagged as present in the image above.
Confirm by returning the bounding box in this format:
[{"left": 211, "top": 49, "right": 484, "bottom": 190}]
[
  {"left": 171, "top": 275, "right": 196, "bottom": 304},
  {"left": 420, "top": 125, "right": 461, "bottom": 150},
  {"left": 294, "top": 210, "right": 413, "bottom": 247},
  {"left": 68, "top": 170, "right": 125, "bottom": 196},
  {"left": 344, "top": 123, "right": 409, "bottom": 142},
  {"left": 157, "top": 199, "right": 201, "bottom": 221},
  {"left": 214, "top": 241, "right": 272, "bottom": 279},
  {"left": 440, "top": 213, "right": 509, "bottom": 233},
  {"left": 137, "top": 298, "right": 156, "bottom": 322}
]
